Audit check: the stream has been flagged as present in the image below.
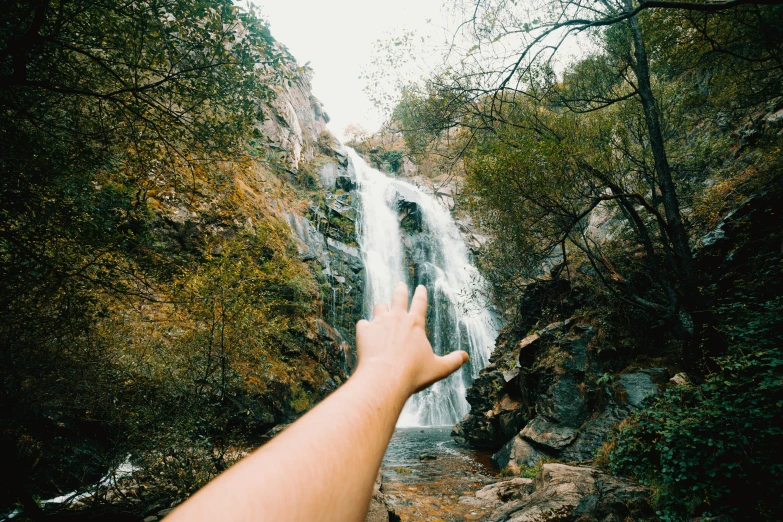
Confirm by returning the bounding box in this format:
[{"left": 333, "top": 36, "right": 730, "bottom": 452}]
[{"left": 381, "top": 428, "right": 499, "bottom": 521}]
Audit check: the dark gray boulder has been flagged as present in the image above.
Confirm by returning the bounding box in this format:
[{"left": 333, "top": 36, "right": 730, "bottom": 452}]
[
  {"left": 492, "top": 435, "right": 550, "bottom": 472},
  {"left": 617, "top": 369, "right": 664, "bottom": 409}
]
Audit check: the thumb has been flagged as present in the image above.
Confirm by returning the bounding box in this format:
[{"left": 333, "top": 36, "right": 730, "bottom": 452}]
[
  {"left": 414, "top": 351, "right": 469, "bottom": 393},
  {"left": 433, "top": 350, "right": 469, "bottom": 381}
]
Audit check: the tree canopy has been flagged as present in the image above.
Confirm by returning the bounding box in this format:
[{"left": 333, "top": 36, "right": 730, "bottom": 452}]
[{"left": 0, "top": 1, "right": 345, "bottom": 516}]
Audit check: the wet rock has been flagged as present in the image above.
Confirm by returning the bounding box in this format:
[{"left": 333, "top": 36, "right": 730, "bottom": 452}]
[
  {"left": 477, "top": 478, "right": 534, "bottom": 503},
  {"left": 493, "top": 395, "right": 523, "bottom": 416},
  {"left": 520, "top": 416, "right": 578, "bottom": 450},
  {"left": 486, "top": 464, "right": 653, "bottom": 522},
  {"left": 262, "top": 423, "right": 291, "bottom": 439},
  {"left": 327, "top": 145, "right": 348, "bottom": 165},
  {"left": 503, "top": 368, "right": 520, "bottom": 385},
  {"left": 536, "top": 376, "right": 589, "bottom": 429},
  {"left": 497, "top": 409, "right": 526, "bottom": 440},
  {"left": 257, "top": 76, "right": 328, "bottom": 169},
  {"left": 418, "top": 453, "right": 437, "bottom": 461},
  {"left": 335, "top": 174, "right": 357, "bottom": 192},
  {"left": 365, "top": 470, "right": 395, "bottom": 522},
  {"left": 310, "top": 95, "right": 329, "bottom": 124},
  {"left": 401, "top": 156, "right": 417, "bottom": 176},
  {"left": 458, "top": 309, "right": 669, "bottom": 469},
  {"left": 492, "top": 435, "right": 550, "bottom": 473},
  {"left": 766, "top": 107, "right": 783, "bottom": 128},
  {"left": 454, "top": 318, "right": 585, "bottom": 451},
  {"left": 558, "top": 398, "right": 628, "bottom": 462},
  {"left": 326, "top": 237, "right": 360, "bottom": 261},
  {"left": 285, "top": 213, "right": 329, "bottom": 266},
  {"left": 702, "top": 227, "right": 727, "bottom": 248},
  {"left": 397, "top": 199, "right": 423, "bottom": 234},
  {"left": 696, "top": 189, "right": 782, "bottom": 286},
  {"left": 461, "top": 478, "right": 534, "bottom": 508},
  {"left": 492, "top": 394, "right": 525, "bottom": 440},
  {"left": 617, "top": 370, "right": 662, "bottom": 409},
  {"left": 558, "top": 398, "right": 627, "bottom": 462},
  {"left": 437, "top": 190, "right": 455, "bottom": 210},
  {"left": 517, "top": 319, "right": 572, "bottom": 367},
  {"left": 453, "top": 365, "right": 509, "bottom": 448}
]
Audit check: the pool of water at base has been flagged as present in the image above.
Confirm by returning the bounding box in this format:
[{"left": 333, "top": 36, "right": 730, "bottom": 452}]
[{"left": 381, "top": 427, "right": 500, "bottom": 522}]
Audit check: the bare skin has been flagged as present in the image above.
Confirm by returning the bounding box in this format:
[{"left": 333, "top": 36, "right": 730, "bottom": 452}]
[{"left": 165, "top": 282, "right": 468, "bottom": 522}]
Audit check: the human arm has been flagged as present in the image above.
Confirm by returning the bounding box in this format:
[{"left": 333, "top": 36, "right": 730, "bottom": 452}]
[{"left": 165, "top": 282, "right": 468, "bottom": 522}]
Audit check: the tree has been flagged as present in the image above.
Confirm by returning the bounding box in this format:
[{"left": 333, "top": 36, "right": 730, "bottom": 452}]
[
  {"left": 0, "top": 0, "right": 303, "bottom": 513},
  {"left": 393, "top": 0, "right": 782, "bottom": 369}
]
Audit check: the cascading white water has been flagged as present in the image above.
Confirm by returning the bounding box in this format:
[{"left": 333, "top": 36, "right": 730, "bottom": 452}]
[{"left": 347, "top": 148, "right": 499, "bottom": 427}]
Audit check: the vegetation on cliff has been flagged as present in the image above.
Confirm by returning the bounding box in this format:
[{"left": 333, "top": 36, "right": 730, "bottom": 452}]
[
  {"left": 383, "top": 0, "right": 783, "bottom": 519},
  {"left": 1, "top": 1, "right": 345, "bottom": 517}
]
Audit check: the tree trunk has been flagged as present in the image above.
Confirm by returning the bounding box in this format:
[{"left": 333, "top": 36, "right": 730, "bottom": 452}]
[{"left": 627, "top": 10, "right": 704, "bottom": 370}]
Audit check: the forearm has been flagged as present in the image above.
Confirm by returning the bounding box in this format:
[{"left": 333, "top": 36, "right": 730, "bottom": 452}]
[
  {"left": 166, "top": 366, "right": 409, "bottom": 522},
  {"left": 166, "top": 283, "right": 466, "bottom": 522}
]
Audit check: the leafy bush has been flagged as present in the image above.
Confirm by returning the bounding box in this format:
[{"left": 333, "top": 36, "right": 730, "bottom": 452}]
[
  {"left": 606, "top": 298, "right": 783, "bottom": 521},
  {"left": 379, "top": 149, "right": 404, "bottom": 172},
  {"left": 498, "top": 458, "right": 556, "bottom": 479}
]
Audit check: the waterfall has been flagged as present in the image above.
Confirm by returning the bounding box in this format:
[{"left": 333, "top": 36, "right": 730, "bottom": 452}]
[{"left": 347, "top": 148, "right": 499, "bottom": 427}]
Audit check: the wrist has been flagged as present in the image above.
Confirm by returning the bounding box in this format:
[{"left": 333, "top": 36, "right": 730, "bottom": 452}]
[{"left": 351, "top": 362, "right": 414, "bottom": 408}]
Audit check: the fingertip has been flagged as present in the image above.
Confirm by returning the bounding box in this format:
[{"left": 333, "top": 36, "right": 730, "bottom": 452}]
[
  {"left": 441, "top": 350, "right": 468, "bottom": 375},
  {"left": 391, "top": 281, "right": 410, "bottom": 311},
  {"left": 372, "top": 302, "right": 389, "bottom": 319},
  {"left": 410, "top": 284, "right": 429, "bottom": 320}
]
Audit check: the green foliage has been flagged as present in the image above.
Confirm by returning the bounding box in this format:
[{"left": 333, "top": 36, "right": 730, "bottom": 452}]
[
  {"left": 366, "top": 146, "right": 405, "bottom": 173},
  {"left": 518, "top": 460, "right": 545, "bottom": 480},
  {"left": 294, "top": 161, "right": 321, "bottom": 191},
  {"left": 379, "top": 149, "right": 404, "bottom": 172},
  {"left": 606, "top": 298, "right": 783, "bottom": 521},
  {"left": 387, "top": 4, "right": 783, "bottom": 520},
  {"left": 0, "top": 0, "right": 344, "bottom": 513},
  {"left": 498, "top": 458, "right": 553, "bottom": 479},
  {"left": 596, "top": 373, "right": 615, "bottom": 386}
]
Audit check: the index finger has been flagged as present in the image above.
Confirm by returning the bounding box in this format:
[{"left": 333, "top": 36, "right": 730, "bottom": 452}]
[{"left": 409, "top": 285, "right": 428, "bottom": 324}]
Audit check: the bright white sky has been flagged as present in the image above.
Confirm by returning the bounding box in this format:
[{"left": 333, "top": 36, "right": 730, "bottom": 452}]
[{"left": 251, "top": 0, "right": 446, "bottom": 141}]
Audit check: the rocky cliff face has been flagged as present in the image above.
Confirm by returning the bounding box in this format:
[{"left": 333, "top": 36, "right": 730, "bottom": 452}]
[
  {"left": 251, "top": 62, "right": 366, "bottom": 350},
  {"left": 452, "top": 280, "right": 672, "bottom": 472},
  {"left": 451, "top": 171, "right": 783, "bottom": 477},
  {"left": 257, "top": 69, "right": 331, "bottom": 170}
]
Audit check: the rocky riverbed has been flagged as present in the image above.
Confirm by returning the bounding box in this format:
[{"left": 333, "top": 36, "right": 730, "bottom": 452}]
[
  {"left": 376, "top": 428, "right": 656, "bottom": 522},
  {"left": 380, "top": 428, "right": 499, "bottom": 521}
]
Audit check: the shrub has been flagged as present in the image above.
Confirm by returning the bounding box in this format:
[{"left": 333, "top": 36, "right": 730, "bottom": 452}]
[{"left": 605, "top": 298, "right": 783, "bottom": 521}]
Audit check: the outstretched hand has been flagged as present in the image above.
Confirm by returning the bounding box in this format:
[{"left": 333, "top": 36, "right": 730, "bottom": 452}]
[
  {"left": 355, "top": 282, "right": 469, "bottom": 395},
  {"left": 166, "top": 282, "right": 466, "bottom": 522}
]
